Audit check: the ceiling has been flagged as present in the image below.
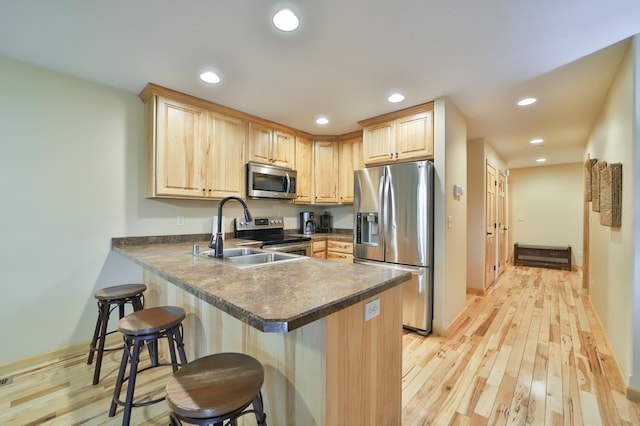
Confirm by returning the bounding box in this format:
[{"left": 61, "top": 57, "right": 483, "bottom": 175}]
[{"left": 1, "top": 1, "right": 639, "bottom": 169}]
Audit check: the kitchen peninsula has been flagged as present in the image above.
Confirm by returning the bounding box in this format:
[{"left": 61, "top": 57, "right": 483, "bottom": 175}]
[{"left": 112, "top": 235, "right": 410, "bottom": 425}]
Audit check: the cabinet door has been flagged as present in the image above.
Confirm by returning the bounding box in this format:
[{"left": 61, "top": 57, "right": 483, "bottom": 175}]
[
  {"left": 155, "top": 97, "right": 207, "bottom": 198},
  {"left": 272, "top": 130, "right": 296, "bottom": 169},
  {"left": 247, "top": 121, "right": 273, "bottom": 164},
  {"left": 395, "top": 111, "right": 433, "bottom": 160},
  {"left": 363, "top": 121, "right": 394, "bottom": 165},
  {"left": 207, "top": 112, "right": 246, "bottom": 198},
  {"left": 313, "top": 141, "right": 339, "bottom": 203},
  {"left": 338, "top": 136, "right": 363, "bottom": 204},
  {"left": 295, "top": 136, "right": 313, "bottom": 204},
  {"left": 312, "top": 240, "right": 327, "bottom": 259}
]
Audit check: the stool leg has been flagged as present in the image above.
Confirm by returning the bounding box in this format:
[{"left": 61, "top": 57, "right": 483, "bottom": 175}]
[
  {"left": 131, "top": 295, "right": 144, "bottom": 311},
  {"left": 172, "top": 325, "right": 188, "bottom": 367},
  {"left": 91, "top": 301, "right": 111, "bottom": 385},
  {"left": 87, "top": 301, "right": 104, "bottom": 365},
  {"left": 253, "top": 391, "right": 267, "bottom": 426},
  {"left": 166, "top": 331, "right": 179, "bottom": 372},
  {"left": 118, "top": 301, "right": 126, "bottom": 319},
  {"left": 169, "top": 413, "right": 182, "bottom": 426},
  {"left": 121, "top": 336, "right": 143, "bottom": 426},
  {"left": 109, "top": 336, "right": 131, "bottom": 418}
]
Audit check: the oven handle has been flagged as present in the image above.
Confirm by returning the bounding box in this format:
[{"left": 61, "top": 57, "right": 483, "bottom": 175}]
[{"left": 262, "top": 241, "right": 310, "bottom": 253}]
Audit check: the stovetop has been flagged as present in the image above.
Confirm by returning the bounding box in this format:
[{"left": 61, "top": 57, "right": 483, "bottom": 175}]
[{"left": 234, "top": 216, "right": 311, "bottom": 245}]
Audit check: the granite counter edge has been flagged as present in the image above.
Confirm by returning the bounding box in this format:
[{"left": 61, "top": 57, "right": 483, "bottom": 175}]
[{"left": 112, "top": 242, "right": 408, "bottom": 334}]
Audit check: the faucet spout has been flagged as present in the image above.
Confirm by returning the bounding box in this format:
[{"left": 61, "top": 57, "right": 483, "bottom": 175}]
[{"left": 209, "top": 196, "right": 252, "bottom": 258}]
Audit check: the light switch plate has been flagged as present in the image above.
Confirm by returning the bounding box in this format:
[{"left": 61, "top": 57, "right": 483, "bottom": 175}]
[{"left": 364, "top": 298, "right": 380, "bottom": 321}]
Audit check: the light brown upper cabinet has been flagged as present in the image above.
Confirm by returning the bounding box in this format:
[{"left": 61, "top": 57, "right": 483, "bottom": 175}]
[
  {"left": 248, "top": 121, "right": 296, "bottom": 169},
  {"left": 139, "top": 85, "right": 246, "bottom": 200},
  {"left": 359, "top": 102, "right": 434, "bottom": 166},
  {"left": 313, "top": 140, "right": 339, "bottom": 204},
  {"left": 338, "top": 132, "right": 363, "bottom": 204},
  {"left": 295, "top": 136, "right": 313, "bottom": 204}
]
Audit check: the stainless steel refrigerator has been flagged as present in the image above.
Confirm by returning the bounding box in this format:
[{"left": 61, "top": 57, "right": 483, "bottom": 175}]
[{"left": 354, "top": 160, "right": 434, "bottom": 334}]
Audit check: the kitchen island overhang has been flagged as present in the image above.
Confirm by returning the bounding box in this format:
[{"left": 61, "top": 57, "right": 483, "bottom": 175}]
[{"left": 112, "top": 235, "right": 410, "bottom": 425}]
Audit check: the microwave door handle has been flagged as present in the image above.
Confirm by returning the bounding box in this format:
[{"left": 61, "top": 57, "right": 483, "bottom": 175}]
[{"left": 284, "top": 172, "right": 291, "bottom": 195}]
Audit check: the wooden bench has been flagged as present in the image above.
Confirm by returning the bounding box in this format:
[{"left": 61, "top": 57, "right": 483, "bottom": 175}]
[{"left": 514, "top": 243, "right": 572, "bottom": 271}]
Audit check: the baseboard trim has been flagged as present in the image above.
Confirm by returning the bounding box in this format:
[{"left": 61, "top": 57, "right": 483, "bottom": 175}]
[
  {"left": 466, "top": 287, "right": 485, "bottom": 296},
  {"left": 0, "top": 334, "right": 120, "bottom": 377},
  {"left": 627, "top": 386, "right": 640, "bottom": 402}
]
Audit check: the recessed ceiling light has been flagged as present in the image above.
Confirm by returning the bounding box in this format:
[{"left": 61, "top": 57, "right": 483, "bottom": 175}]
[
  {"left": 536, "top": 158, "right": 547, "bottom": 163},
  {"left": 316, "top": 117, "right": 329, "bottom": 125},
  {"left": 388, "top": 93, "right": 405, "bottom": 103},
  {"left": 200, "top": 71, "right": 220, "bottom": 84},
  {"left": 517, "top": 97, "right": 537, "bottom": 106},
  {"left": 530, "top": 138, "right": 544, "bottom": 144},
  {"left": 273, "top": 9, "right": 299, "bottom": 31}
]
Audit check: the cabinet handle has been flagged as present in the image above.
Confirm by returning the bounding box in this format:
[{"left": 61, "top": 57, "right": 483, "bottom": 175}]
[
  {"left": 389, "top": 153, "right": 393, "bottom": 158},
  {"left": 395, "top": 152, "right": 398, "bottom": 159}
]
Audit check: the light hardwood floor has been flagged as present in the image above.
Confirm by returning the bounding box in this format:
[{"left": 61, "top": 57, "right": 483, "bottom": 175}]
[
  {"left": 0, "top": 266, "right": 638, "bottom": 425},
  {"left": 402, "top": 266, "right": 640, "bottom": 425}
]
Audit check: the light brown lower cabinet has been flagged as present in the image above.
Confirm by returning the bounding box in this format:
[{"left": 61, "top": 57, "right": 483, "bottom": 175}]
[
  {"left": 326, "top": 240, "right": 353, "bottom": 263},
  {"left": 312, "top": 240, "right": 327, "bottom": 259},
  {"left": 145, "top": 270, "right": 403, "bottom": 425}
]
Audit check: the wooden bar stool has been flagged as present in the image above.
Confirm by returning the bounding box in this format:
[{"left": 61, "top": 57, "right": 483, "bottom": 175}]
[
  {"left": 166, "top": 352, "right": 268, "bottom": 426},
  {"left": 87, "top": 283, "right": 146, "bottom": 385},
  {"left": 109, "top": 306, "right": 188, "bottom": 426}
]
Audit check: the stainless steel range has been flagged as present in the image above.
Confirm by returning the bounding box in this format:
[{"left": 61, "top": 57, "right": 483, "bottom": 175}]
[{"left": 234, "top": 216, "right": 312, "bottom": 256}]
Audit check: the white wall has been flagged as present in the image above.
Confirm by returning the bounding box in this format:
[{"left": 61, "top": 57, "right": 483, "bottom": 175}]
[
  {"left": 0, "top": 57, "right": 300, "bottom": 365},
  {"left": 466, "top": 138, "right": 508, "bottom": 291},
  {"left": 433, "top": 97, "right": 468, "bottom": 333},
  {"left": 509, "top": 163, "right": 584, "bottom": 266},
  {"left": 585, "top": 40, "right": 636, "bottom": 385},
  {"left": 631, "top": 35, "right": 640, "bottom": 391}
]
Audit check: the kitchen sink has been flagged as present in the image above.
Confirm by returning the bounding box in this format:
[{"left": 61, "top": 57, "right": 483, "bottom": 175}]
[
  {"left": 217, "top": 247, "right": 262, "bottom": 258},
  {"left": 197, "top": 248, "right": 306, "bottom": 268},
  {"left": 226, "top": 252, "right": 298, "bottom": 265}
]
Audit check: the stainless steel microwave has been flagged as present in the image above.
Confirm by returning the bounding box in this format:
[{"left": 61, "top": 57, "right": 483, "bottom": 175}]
[{"left": 246, "top": 162, "right": 297, "bottom": 200}]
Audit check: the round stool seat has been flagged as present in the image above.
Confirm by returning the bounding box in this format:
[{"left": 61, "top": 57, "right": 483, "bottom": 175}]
[
  {"left": 95, "top": 283, "right": 146, "bottom": 301},
  {"left": 87, "top": 283, "right": 146, "bottom": 385},
  {"left": 109, "top": 306, "right": 188, "bottom": 425},
  {"left": 166, "top": 352, "right": 265, "bottom": 420},
  {"left": 118, "top": 306, "right": 186, "bottom": 336}
]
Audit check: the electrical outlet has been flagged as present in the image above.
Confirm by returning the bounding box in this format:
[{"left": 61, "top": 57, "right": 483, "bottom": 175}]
[
  {"left": 177, "top": 216, "right": 185, "bottom": 226},
  {"left": 0, "top": 376, "right": 13, "bottom": 387},
  {"left": 364, "top": 298, "right": 380, "bottom": 321}
]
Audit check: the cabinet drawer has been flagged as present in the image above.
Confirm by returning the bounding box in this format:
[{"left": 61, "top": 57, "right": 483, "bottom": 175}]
[
  {"left": 327, "top": 252, "right": 353, "bottom": 263},
  {"left": 327, "top": 240, "right": 353, "bottom": 254}
]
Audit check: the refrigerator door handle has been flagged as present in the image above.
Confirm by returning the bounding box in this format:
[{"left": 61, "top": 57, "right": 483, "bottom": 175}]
[{"left": 378, "top": 172, "right": 387, "bottom": 251}]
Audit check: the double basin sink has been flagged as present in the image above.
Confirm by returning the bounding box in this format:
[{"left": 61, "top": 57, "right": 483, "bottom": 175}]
[{"left": 198, "top": 247, "right": 306, "bottom": 269}]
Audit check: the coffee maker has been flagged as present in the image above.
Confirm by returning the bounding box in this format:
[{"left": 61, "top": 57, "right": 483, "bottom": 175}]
[
  {"left": 317, "top": 212, "right": 332, "bottom": 233},
  {"left": 299, "top": 211, "right": 316, "bottom": 235}
]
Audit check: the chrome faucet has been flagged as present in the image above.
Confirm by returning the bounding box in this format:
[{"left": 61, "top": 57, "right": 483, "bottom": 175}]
[{"left": 209, "top": 196, "right": 252, "bottom": 258}]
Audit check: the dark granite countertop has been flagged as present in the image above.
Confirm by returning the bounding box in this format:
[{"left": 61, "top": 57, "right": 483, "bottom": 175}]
[{"left": 111, "top": 235, "right": 408, "bottom": 333}]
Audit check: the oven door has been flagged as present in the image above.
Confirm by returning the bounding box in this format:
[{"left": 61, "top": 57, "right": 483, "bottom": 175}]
[{"left": 262, "top": 241, "right": 311, "bottom": 257}]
